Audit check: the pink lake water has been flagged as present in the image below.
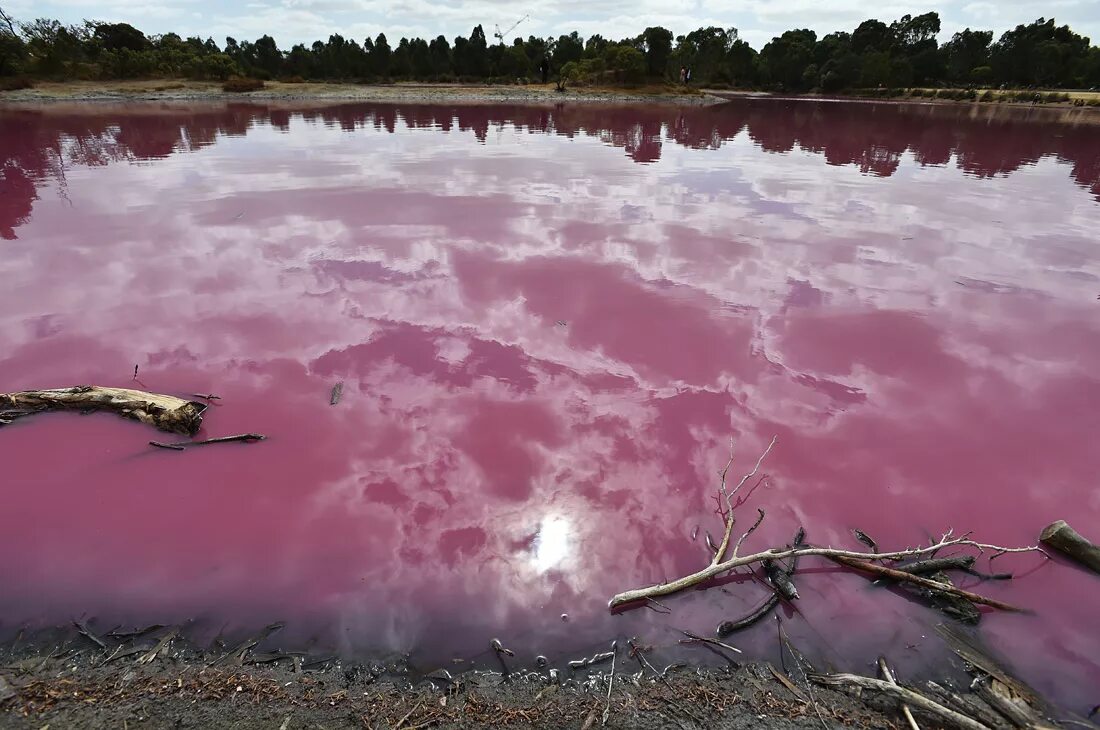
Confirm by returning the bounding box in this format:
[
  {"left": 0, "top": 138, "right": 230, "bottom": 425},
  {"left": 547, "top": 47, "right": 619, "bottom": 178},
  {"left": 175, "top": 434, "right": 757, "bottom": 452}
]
[{"left": 1, "top": 99, "right": 1099, "bottom": 709}]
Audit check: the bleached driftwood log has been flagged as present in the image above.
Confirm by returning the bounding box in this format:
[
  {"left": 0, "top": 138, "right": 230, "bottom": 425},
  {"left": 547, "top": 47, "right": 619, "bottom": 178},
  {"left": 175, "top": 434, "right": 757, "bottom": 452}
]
[{"left": 0, "top": 386, "right": 206, "bottom": 436}]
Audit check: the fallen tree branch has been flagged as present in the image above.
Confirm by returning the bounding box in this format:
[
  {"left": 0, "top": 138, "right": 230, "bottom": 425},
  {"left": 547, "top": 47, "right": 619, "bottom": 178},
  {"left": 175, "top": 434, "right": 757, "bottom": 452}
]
[
  {"left": 810, "top": 672, "right": 992, "bottom": 730},
  {"left": 827, "top": 555, "right": 1023, "bottom": 612},
  {"left": 608, "top": 530, "right": 1040, "bottom": 610},
  {"left": 149, "top": 433, "right": 266, "bottom": 450},
  {"left": 0, "top": 386, "right": 206, "bottom": 435}
]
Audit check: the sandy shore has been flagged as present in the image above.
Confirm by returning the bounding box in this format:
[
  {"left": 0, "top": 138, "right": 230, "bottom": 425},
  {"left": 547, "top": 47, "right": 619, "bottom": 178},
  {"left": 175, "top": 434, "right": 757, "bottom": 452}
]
[{"left": 0, "top": 79, "right": 721, "bottom": 106}]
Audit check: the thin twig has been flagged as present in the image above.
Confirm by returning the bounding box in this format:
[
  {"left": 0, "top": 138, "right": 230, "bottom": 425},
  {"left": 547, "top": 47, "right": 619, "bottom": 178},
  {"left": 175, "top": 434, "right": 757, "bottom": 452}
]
[
  {"left": 712, "top": 436, "right": 777, "bottom": 565},
  {"left": 602, "top": 640, "right": 617, "bottom": 726},
  {"left": 733, "top": 508, "right": 766, "bottom": 557},
  {"left": 678, "top": 630, "right": 742, "bottom": 654}
]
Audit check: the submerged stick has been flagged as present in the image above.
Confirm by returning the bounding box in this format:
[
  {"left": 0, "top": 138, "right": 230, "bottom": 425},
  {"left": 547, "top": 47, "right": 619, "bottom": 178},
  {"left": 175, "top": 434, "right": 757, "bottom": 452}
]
[
  {"left": 827, "top": 555, "right": 1024, "bottom": 612},
  {"left": 330, "top": 382, "right": 344, "bottom": 406},
  {"left": 0, "top": 386, "right": 206, "bottom": 435},
  {"left": 149, "top": 433, "right": 266, "bottom": 450}
]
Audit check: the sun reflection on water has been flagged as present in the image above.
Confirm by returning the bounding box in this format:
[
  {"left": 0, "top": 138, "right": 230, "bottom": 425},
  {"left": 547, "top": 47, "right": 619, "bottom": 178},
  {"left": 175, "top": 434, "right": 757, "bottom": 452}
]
[{"left": 531, "top": 516, "right": 571, "bottom": 573}]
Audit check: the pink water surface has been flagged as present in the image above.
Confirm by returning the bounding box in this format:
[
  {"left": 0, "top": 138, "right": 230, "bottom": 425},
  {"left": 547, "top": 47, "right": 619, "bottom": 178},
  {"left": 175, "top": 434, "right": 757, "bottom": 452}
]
[{"left": 1, "top": 99, "right": 1099, "bottom": 708}]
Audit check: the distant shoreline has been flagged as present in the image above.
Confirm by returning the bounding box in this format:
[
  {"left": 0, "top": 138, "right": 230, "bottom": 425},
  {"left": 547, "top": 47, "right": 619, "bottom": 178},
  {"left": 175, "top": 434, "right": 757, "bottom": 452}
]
[
  {"left": 5, "top": 80, "right": 1100, "bottom": 115},
  {"left": 0, "top": 79, "right": 720, "bottom": 106}
]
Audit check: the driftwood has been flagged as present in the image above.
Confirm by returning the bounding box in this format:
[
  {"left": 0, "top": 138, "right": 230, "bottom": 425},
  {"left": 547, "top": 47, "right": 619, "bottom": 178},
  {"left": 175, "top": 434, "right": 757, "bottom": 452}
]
[
  {"left": 934, "top": 625, "right": 1047, "bottom": 712},
  {"left": 810, "top": 672, "right": 992, "bottom": 730},
  {"left": 0, "top": 386, "right": 206, "bottom": 435},
  {"left": 925, "top": 681, "right": 1012, "bottom": 730},
  {"left": 826, "top": 555, "right": 1023, "bottom": 612},
  {"left": 330, "top": 382, "right": 344, "bottom": 406},
  {"left": 1040, "top": 521, "right": 1100, "bottom": 575},
  {"left": 214, "top": 622, "right": 285, "bottom": 667},
  {"left": 970, "top": 677, "right": 1051, "bottom": 729}
]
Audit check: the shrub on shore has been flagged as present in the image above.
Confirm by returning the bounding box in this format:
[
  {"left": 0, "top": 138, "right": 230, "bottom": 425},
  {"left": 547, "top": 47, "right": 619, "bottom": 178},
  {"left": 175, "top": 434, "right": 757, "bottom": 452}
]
[
  {"left": 222, "top": 77, "right": 265, "bottom": 92},
  {"left": 0, "top": 76, "right": 34, "bottom": 91}
]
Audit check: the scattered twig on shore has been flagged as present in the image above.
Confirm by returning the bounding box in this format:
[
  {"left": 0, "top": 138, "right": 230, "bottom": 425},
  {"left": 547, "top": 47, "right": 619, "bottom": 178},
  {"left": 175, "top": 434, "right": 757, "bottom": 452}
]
[
  {"left": 879, "top": 658, "right": 921, "bottom": 730},
  {"left": 72, "top": 620, "right": 107, "bottom": 649},
  {"left": 214, "top": 623, "right": 284, "bottom": 667},
  {"left": 811, "top": 673, "right": 991, "bottom": 730},
  {"left": 137, "top": 626, "right": 180, "bottom": 665},
  {"left": 602, "top": 640, "right": 617, "bottom": 726},
  {"left": 149, "top": 433, "right": 266, "bottom": 450}
]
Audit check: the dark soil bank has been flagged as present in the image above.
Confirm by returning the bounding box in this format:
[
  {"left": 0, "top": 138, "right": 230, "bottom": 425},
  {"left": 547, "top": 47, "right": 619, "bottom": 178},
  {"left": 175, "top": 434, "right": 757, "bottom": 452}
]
[{"left": 0, "top": 628, "right": 911, "bottom": 729}]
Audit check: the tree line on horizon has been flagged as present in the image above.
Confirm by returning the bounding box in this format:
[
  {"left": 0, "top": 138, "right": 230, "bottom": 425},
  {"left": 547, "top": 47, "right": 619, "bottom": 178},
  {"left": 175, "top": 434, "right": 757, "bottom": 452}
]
[{"left": 1, "top": 5, "right": 1098, "bottom": 91}]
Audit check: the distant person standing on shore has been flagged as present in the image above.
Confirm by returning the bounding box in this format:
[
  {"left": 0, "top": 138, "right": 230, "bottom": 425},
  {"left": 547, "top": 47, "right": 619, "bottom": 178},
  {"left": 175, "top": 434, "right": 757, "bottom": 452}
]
[
  {"left": 679, "top": 66, "right": 686, "bottom": 84},
  {"left": 686, "top": 68, "right": 692, "bottom": 83},
  {"left": 540, "top": 57, "right": 549, "bottom": 84}
]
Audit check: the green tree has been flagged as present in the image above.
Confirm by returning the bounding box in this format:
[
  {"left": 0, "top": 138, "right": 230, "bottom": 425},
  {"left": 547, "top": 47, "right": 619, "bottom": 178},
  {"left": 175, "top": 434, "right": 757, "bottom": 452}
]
[
  {"left": 428, "top": 35, "right": 450, "bottom": 76},
  {"left": 370, "top": 32, "right": 390, "bottom": 77},
  {"left": 991, "top": 17, "right": 1090, "bottom": 87},
  {"left": 604, "top": 44, "right": 645, "bottom": 84},
  {"left": 941, "top": 29, "right": 992, "bottom": 84},
  {"left": 760, "top": 28, "right": 817, "bottom": 89},
  {"left": 552, "top": 31, "right": 583, "bottom": 69},
  {"left": 852, "top": 19, "right": 893, "bottom": 54},
  {"left": 253, "top": 34, "right": 282, "bottom": 78},
  {"left": 93, "top": 22, "right": 149, "bottom": 52},
  {"left": 638, "top": 26, "right": 672, "bottom": 77}
]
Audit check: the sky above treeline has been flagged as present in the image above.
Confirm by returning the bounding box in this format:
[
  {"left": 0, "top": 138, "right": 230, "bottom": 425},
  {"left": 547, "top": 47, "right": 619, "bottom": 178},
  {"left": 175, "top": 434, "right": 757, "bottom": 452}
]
[{"left": 5, "top": 0, "right": 1098, "bottom": 53}]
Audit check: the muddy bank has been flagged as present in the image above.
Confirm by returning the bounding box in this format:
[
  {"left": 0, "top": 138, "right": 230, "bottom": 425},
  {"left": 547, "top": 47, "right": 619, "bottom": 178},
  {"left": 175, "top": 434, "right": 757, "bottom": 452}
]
[
  {"left": 0, "top": 80, "right": 719, "bottom": 106},
  {"left": 2, "top": 621, "right": 1093, "bottom": 729},
  {"left": 0, "top": 626, "right": 918, "bottom": 729}
]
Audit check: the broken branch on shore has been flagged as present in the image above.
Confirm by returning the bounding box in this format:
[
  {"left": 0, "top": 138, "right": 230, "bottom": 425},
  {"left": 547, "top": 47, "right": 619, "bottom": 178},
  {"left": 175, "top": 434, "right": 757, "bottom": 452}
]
[
  {"left": 149, "top": 433, "right": 266, "bottom": 450},
  {"left": 879, "top": 658, "right": 921, "bottom": 730},
  {"left": 810, "top": 672, "right": 991, "bottom": 730},
  {"left": 0, "top": 386, "right": 206, "bottom": 435}
]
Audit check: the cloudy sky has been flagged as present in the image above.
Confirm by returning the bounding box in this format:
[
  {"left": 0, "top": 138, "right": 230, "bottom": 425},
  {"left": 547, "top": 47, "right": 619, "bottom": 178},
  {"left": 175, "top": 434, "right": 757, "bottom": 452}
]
[{"left": 4, "top": 0, "right": 1098, "bottom": 51}]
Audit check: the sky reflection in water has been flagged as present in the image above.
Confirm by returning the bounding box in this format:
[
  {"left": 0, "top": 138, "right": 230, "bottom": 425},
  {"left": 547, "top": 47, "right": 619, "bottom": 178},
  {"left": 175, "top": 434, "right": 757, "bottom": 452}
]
[{"left": 0, "top": 98, "right": 1098, "bottom": 709}]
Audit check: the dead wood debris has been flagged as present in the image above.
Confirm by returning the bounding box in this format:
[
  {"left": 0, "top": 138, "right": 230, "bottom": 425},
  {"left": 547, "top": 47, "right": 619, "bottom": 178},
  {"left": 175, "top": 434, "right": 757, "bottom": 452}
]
[{"left": 0, "top": 386, "right": 206, "bottom": 435}]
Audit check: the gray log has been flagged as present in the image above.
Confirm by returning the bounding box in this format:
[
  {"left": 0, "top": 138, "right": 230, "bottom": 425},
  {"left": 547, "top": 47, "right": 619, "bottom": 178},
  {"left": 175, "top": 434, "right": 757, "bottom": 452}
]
[{"left": 1039, "top": 520, "right": 1100, "bottom": 574}]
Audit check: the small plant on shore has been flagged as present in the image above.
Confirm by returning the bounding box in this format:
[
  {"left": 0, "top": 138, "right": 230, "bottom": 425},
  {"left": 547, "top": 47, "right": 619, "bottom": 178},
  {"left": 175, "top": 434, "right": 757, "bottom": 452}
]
[{"left": 222, "top": 76, "right": 265, "bottom": 93}]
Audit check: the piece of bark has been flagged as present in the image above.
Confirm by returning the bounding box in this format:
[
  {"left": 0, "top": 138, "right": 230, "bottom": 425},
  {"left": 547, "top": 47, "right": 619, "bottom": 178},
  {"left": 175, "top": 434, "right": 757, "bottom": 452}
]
[
  {"left": 1039, "top": 521, "right": 1100, "bottom": 574},
  {"left": 330, "top": 382, "right": 344, "bottom": 406},
  {"left": 903, "top": 571, "right": 981, "bottom": 625},
  {"left": 0, "top": 386, "right": 206, "bottom": 435}
]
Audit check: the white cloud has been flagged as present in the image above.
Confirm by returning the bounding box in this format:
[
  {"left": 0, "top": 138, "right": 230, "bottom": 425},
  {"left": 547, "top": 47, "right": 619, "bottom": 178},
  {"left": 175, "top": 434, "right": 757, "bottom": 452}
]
[{"left": 18, "top": 0, "right": 1099, "bottom": 47}]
